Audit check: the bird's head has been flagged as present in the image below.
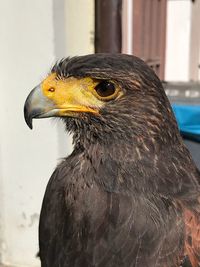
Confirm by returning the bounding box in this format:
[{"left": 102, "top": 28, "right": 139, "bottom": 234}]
[{"left": 24, "top": 54, "right": 180, "bottom": 149}]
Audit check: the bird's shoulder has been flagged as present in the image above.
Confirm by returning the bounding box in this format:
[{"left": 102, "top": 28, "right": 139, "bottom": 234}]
[{"left": 39, "top": 149, "right": 192, "bottom": 267}]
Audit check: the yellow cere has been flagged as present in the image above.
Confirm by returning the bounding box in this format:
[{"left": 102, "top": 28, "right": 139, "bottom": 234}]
[{"left": 41, "top": 73, "right": 104, "bottom": 116}]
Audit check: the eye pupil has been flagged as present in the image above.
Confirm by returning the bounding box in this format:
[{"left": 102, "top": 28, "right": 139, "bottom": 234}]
[
  {"left": 95, "top": 81, "right": 115, "bottom": 98},
  {"left": 48, "top": 87, "right": 55, "bottom": 92}
]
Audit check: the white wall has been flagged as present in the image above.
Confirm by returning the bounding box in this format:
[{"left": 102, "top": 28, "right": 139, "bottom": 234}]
[
  {"left": 64, "top": 0, "right": 94, "bottom": 56},
  {"left": 0, "top": 1, "right": 58, "bottom": 266},
  {"left": 121, "top": 0, "right": 133, "bottom": 54},
  {"left": 0, "top": 0, "right": 94, "bottom": 266},
  {"left": 165, "top": 0, "right": 192, "bottom": 81},
  {"left": 189, "top": 0, "right": 200, "bottom": 81}
]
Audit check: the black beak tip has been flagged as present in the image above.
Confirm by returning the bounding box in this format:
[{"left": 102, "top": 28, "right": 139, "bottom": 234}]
[
  {"left": 27, "top": 119, "right": 33, "bottom": 130},
  {"left": 24, "top": 103, "right": 33, "bottom": 130}
]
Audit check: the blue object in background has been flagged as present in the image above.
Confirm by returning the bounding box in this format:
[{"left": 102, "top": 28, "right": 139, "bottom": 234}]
[{"left": 172, "top": 104, "right": 200, "bottom": 141}]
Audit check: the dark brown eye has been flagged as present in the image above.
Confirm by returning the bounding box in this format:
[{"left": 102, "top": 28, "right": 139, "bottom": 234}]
[
  {"left": 95, "top": 81, "right": 116, "bottom": 98},
  {"left": 48, "top": 87, "right": 55, "bottom": 92}
]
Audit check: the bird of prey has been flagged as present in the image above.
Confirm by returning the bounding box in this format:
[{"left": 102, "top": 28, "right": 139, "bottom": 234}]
[{"left": 24, "top": 54, "right": 200, "bottom": 267}]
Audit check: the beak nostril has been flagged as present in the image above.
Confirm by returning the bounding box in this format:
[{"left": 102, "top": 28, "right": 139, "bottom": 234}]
[{"left": 48, "top": 87, "right": 55, "bottom": 92}]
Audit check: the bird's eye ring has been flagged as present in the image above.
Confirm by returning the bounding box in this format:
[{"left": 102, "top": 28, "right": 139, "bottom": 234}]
[{"left": 95, "top": 81, "right": 116, "bottom": 98}]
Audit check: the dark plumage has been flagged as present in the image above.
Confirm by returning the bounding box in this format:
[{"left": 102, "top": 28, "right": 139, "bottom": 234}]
[{"left": 24, "top": 54, "right": 200, "bottom": 267}]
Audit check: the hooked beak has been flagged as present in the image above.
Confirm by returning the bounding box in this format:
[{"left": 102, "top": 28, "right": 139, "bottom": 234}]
[
  {"left": 24, "top": 85, "right": 57, "bottom": 129},
  {"left": 24, "top": 75, "right": 101, "bottom": 130}
]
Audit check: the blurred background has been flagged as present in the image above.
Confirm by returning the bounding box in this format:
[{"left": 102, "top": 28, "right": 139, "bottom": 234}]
[{"left": 0, "top": 0, "right": 199, "bottom": 266}]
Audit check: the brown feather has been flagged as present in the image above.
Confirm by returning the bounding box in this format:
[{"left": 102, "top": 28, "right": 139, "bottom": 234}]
[{"left": 184, "top": 208, "right": 200, "bottom": 267}]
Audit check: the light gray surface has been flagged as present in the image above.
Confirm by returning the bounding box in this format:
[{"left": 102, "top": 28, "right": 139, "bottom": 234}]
[
  {"left": 184, "top": 139, "right": 200, "bottom": 170},
  {"left": 164, "top": 81, "right": 200, "bottom": 104}
]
